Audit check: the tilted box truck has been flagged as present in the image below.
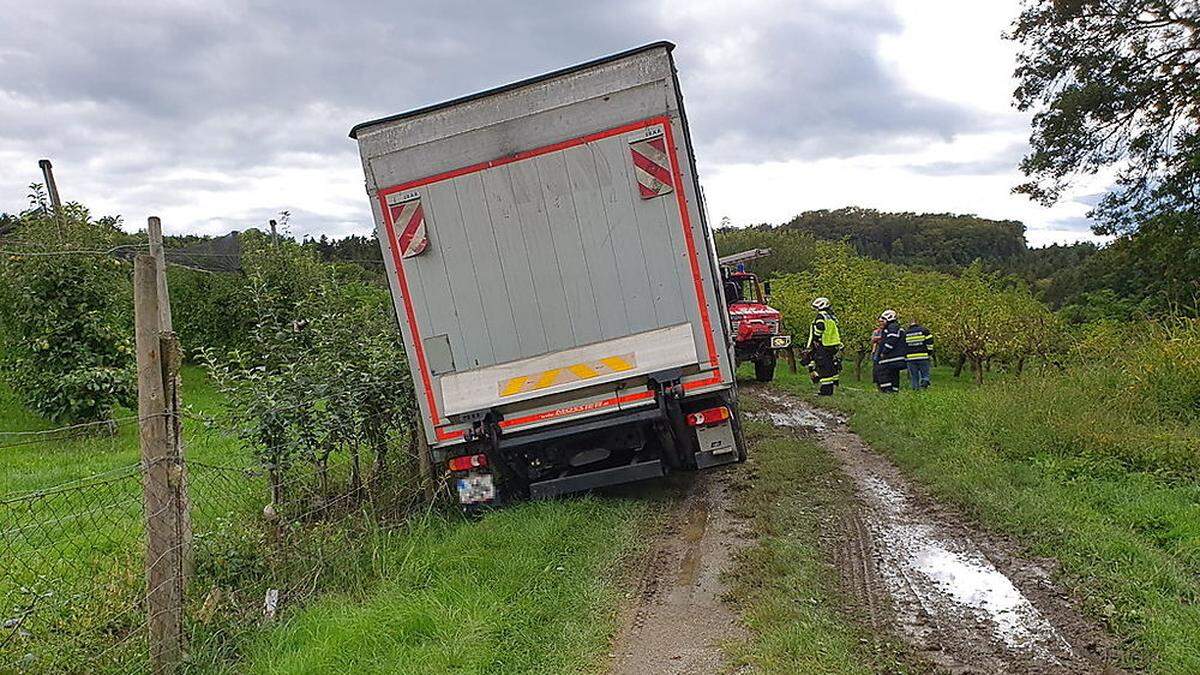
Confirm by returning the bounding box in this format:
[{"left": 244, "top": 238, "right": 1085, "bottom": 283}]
[{"left": 350, "top": 41, "right": 745, "bottom": 508}]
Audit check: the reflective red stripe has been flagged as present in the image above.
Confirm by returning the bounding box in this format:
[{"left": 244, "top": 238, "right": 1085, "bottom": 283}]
[
  {"left": 397, "top": 203, "right": 427, "bottom": 257},
  {"left": 630, "top": 148, "right": 673, "bottom": 186}
]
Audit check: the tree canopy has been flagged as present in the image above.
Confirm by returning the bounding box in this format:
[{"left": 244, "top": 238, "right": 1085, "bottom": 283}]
[
  {"left": 766, "top": 207, "right": 1029, "bottom": 269},
  {"left": 1010, "top": 0, "right": 1200, "bottom": 235}
]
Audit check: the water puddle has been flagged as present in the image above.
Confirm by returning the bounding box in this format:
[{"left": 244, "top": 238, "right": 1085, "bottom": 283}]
[
  {"left": 758, "top": 391, "right": 1080, "bottom": 668},
  {"left": 750, "top": 409, "right": 827, "bottom": 431}
]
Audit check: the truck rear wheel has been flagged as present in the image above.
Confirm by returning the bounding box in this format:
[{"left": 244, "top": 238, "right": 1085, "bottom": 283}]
[{"left": 754, "top": 354, "right": 776, "bottom": 382}]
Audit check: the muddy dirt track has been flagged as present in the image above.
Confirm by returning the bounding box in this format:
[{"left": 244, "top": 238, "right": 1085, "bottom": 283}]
[
  {"left": 606, "top": 385, "right": 1122, "bottom": 674},
  {"left": 608, "top": 469, "right": 750, "bottom": 675}
]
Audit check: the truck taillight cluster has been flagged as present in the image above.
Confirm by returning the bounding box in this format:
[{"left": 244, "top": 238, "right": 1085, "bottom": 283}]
[
  {"left": 448, "top": 453, "right": 488, "bottom": 472},
  {"left": 686, "top": 406, "right": 731, "bottom": 427}
]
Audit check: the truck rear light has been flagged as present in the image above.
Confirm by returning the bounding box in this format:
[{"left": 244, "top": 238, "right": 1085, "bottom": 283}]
[
  {"left": 687, "top": 406, "right": 730, "bottom": 427},
  {"left": 448, "top": 453, "right": 488, "bottom": 472}
]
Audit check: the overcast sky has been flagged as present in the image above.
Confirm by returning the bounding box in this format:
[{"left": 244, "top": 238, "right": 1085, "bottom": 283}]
[{"left": 0, "top": 0, "right": 1111, "bottom": 246}]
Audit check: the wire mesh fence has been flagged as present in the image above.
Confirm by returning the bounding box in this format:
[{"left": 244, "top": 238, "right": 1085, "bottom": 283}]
[
  {"left": 1, "top": 461, "right": 147, "bottom": 672},
  {"left": 1, "top": 410, "right": 432, "bottom": 673}
]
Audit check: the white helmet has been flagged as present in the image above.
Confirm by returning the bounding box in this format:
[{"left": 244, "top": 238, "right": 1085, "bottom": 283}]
[
  {"left": 880, "top": 309, "right": 897, "bottom": 322},
  {"left": 811, "top": 297, "right": 831, "bottom": 311}
]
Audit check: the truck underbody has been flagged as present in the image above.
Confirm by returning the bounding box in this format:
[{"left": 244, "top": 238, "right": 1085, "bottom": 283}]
[{"left": 444, "top": 380, "right": 744, "bottom": 509}]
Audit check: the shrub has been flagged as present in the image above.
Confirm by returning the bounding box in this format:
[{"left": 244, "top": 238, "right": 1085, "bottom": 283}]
[
  {"left": 167, "top": 265, "right": 252, "bottom": 357},
  {"left": 0, "top": 194, "right": 135, "bottom": 423},
  {"left": 199, "top": 236, "right": 414, "bottom": 506},
  {"left": 766, "top": 240, "right": 1062, "bottom": 380}
]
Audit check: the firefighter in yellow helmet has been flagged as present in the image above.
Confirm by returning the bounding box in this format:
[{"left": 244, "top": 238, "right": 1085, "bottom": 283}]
[{"left": 804, "top": 297, "right": 842, "bottom": 396}]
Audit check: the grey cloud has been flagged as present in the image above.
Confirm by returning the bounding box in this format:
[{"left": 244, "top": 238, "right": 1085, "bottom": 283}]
[
  {"left": 677, "top": 5, "right": 988, "bottom": 163},
  {"left": 1073, "top": 192, "right": 1106, "bottom": 208},
  {"left": 908, "top": 142, "right": 1027, "bottom": 176},
  {"left": 1051, "top": 215, "right": 1097, "bottom": 232},
  {"left": 2, "top": 0, "right": 994, "bottom": 232}
]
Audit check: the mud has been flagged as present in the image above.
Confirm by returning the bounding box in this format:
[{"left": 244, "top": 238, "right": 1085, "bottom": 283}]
[
  {"left": 747, "top": 387, "right": 1122, "bottom": 674},
  {"left": 607, "top": 469, "right": 750, "bottom": 675}
]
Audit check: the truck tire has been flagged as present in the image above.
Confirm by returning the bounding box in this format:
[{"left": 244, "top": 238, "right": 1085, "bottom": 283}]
[{"left": 754, "top": 354, "right": 776, "bottom": 382}]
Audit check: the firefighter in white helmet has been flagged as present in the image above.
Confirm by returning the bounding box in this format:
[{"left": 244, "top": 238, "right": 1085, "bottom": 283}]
[
  {"left": 802, "top": 297, "right": 842, "bottom": 396},
  {"left": 872, "top": 309, "right": 905, "bottom": 393}
]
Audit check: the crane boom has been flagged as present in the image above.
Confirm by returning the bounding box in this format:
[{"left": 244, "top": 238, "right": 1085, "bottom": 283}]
[{"left": 718, "top": 248, "right": 772, "bottom": 269}]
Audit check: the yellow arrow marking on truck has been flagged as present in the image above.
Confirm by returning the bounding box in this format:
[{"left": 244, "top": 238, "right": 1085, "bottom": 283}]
[
  {"left": 599, "top": 356, "right": 634, "bottom": 372},
  {"left": 498, "top": 353, "right": 638, "bottom": 397},
  {"left": 499, "top": 376, "right": 531, "bottom": 397},
  {"left": 534, "top": 369, "right": 563, "bottom": 390},
  {"left": 568, "top": 363, "right": 599, "bottom": 379}
]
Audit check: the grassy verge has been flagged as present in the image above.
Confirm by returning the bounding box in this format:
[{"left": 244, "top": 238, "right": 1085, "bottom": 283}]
[
  {"left": 3, "top": 367, "right": 660, "bottom": 674},
  {"left": 771, "top": 363, "right": 1200, "bottom": 672},
  {"left": 235, "top": 496, "right": 659, "bottom": 674},
  {"left": 1, "top": 367, "right": 256, "bottom": 671},
  {"left": 1, "top": 364, "right": 239, "bottom": 494},
  {"left": 722, "top": 391, "right": 912, "bottom": 674}
]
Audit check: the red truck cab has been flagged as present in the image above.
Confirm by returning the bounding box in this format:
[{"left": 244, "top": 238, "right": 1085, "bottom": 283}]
[{"left": 721, "top": 264, "right": 791, "bottom": 381}]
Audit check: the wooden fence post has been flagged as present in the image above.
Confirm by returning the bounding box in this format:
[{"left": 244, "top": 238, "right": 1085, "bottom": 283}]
[
  {"left": 135, "top": 254, "right": 183, "bottom": 673},
  {"left": 147, "top": 217, "right": 172, "bottom": 332},
  {"left": 38, "top": 159, "right": 63, "bottom": 240},
  {"left": 37, "top": 159, "right": 62, "bottom": 211},
  {"left": 148, "top": 217, "right": 192, "bottom": 582}
]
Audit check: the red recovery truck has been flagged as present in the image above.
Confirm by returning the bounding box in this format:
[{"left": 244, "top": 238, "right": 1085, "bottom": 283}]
[{"left": 719, "top": 248, "right": 791, "bottom": 382}]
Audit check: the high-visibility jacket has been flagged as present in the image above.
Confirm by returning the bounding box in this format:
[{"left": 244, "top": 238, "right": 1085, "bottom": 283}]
[
  {"left": 807, "top": 310, "right": 842, "bottom": 351},
  {"left": 904, "top": 323, "right": 933, "bottom": 362},
  {"left": 876, "top": 319, "right": 906, "bottom": 368}
]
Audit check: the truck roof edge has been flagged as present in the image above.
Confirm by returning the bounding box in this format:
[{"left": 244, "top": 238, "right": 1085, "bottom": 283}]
[{"left": 347, "top": 41, "right": 677, "bottom": 140}]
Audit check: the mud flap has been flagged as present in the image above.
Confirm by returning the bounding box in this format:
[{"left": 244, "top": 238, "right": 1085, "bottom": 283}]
[
  {"left": 695, "top": 450, "right": 737, "bottom": 469},
  {"left": 693, "top": 421, "right": 737, "bottom": 469}
]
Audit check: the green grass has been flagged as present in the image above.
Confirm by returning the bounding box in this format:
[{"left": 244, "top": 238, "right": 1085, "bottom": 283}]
[
  {"left": 770, "top": 363, "right": 1200, "bottom": 673},
  {"left": 235, "top": 497, "right": 658, "bottom": 674},
  {"left": 2, "top": 367, "right": 671, "bottom": 674},
  {"left": 721, "top": 390, "right": 912, "bottom": 674},
  {"left": 1, "top": 367, "right": 256, "bottom": 671},
  {"left": 1, "top": 365, "right": 239, "bottom": 494}
]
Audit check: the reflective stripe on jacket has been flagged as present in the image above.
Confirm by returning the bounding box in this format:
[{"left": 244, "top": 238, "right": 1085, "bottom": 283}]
[
  {"left": 876, "top": 319, "right": 906, "bottom": 367},
  {"left": 904, "top": 323, "right": 933, "bottom": 361}
]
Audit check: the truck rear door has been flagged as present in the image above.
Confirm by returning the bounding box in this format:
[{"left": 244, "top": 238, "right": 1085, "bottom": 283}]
[{"left": 353, "top": 43, "right": 733, "bottom": 448}]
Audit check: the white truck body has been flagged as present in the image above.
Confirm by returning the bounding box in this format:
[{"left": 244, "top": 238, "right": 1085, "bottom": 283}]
[{"left": 351, "top": 42, "right": 742, "bottom": 502}]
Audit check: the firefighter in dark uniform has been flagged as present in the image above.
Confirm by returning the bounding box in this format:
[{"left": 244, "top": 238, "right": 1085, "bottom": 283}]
[
  {"left": 872, "top": 309, "right": 905, "bottom": 393},
  {"left": 904, "top": 320, "right": 934, "bottom": 389},
  {"left": 804, "top": 297, "right": 842, "bottom": 396}
]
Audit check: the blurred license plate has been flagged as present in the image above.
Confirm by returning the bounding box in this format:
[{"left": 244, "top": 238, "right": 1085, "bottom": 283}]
[{"left": 456, "top": 473, "right": 496, "bottom": 504}]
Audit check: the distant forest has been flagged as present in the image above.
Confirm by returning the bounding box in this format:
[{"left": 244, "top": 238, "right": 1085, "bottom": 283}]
[
  {"left": 773, "top": 207, "right": 1030, "bottom": 268},
  {"left": 720, "top": 207, "right": 1197, "bottom": 321}
]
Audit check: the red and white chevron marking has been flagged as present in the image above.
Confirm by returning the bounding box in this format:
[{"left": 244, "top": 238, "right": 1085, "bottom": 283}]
[
  {"left": 629, "top": 135, "right": 674, "bottom": 199},
  {"left": 389, "top": 198, "right": 428, "bottom": 258}
]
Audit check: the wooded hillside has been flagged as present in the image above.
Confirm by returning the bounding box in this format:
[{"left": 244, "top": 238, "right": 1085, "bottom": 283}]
[{"left": 771, "top": 207, "right": 1028, "bottom": 268}]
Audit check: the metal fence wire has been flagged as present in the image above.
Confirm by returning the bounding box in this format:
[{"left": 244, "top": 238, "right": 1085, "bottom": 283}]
[{"left": 1, "top": 413, "right": 431, "bottom": 674}]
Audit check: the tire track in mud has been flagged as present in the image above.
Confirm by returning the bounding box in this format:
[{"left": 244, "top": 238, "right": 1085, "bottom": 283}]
[
  {"left": 608, "top": 470, "right": 750, "bottom": 675},
  {"left": 746, "top": 387, "right": 1122, "bottom": 674},
  {"left": 838, "top": 509, "right": 889, "bottom": 633}
]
